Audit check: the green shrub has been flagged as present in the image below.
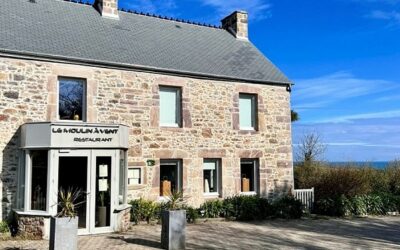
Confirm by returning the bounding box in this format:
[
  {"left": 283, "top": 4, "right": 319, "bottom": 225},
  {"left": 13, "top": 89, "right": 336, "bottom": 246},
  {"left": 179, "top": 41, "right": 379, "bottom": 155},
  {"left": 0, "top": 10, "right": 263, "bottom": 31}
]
[
  {"left": 272, "top": 196, "right": 303, "bottom": 219},
  {"left": 0, "top": 221, "right": 9, "bottom": 234},
  {"left": 199, "top": 200, "right": 224, "bottom": 218},
  {"left": 386, "top": 162, "right": 400, "bottom": 195},
  {"left": 379, "top": 192, "right": 400, "bottom": 213},
  {"left": 296, "top": 160, "right": 400, "bottom": 217},
  {"left": 129, "top": 198, "right": 160, "bottom": 224},
  {"left": 183, "top": 206, "right": 200, "bottom": 223},
  {"left": 223, "top": 195, "right": 272, "bottom": 221},
  {"left": 351, "top": 195, "right": 368, "bottom": 216}
]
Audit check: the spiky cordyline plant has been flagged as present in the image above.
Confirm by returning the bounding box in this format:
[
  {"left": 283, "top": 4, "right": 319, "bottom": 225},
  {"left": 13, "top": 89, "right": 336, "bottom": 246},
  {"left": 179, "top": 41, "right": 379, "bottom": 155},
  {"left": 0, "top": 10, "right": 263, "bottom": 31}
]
[
  {"left": 166, "top": 190, "right": 186, "bottom": 210},
  {"left": 56, "top": 187, "right": 85, "bottom": 218}
]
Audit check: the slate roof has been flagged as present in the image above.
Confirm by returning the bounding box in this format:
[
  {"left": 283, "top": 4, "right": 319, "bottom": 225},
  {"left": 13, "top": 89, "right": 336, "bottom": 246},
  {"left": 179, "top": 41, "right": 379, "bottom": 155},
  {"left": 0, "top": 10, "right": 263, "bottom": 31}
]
[{"left": 0, "top": 0, "right": 290, "bottom": 84}]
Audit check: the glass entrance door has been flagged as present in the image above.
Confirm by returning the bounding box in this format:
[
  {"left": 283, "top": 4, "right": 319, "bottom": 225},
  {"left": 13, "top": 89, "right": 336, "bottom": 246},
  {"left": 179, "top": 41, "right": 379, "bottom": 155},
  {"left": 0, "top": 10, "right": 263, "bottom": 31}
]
[
  {"left": 57, "top": 150, "right": 117, "bottom": 235},
  {"left": 57, "top": 151, "right": 91, "bottom": 235},
  {"left": 90, "top": 150, "right": 116, "bottom": 234}
]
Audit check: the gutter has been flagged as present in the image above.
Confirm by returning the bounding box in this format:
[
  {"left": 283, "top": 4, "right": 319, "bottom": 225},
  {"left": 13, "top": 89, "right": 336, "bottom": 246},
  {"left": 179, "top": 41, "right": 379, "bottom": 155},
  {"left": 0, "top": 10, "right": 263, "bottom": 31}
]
[{"left": 0, "top": 49, "right": 293, "bottom": 87}]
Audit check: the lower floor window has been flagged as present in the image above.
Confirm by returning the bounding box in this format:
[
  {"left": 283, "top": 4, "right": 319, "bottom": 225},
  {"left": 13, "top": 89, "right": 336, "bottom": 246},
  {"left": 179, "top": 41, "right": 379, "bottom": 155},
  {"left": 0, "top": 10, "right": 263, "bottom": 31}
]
[
  {"left": 30, "top": 151, "right": 48, "bottom": 211},
  {"left": 240, "top": 159, "right": 259, "bottom": 193},
  {"left": 203, "top": 159, "right": 221, "bottom": 195},
  {"left": 160, "top": 160, "right": 182, "bottom": 196},
  {"left": 128, "top": 168, "right": 141, "bottom": 185}
]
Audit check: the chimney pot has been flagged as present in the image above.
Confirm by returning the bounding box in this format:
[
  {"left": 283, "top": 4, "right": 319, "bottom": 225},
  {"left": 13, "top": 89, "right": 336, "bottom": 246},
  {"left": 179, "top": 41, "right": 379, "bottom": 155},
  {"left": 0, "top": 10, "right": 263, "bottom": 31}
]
[
  {"left": 221, "top": 11, "right": 248, "bottom": 40},
  {"left": 95, "top": 0, "right": 119, "bottom": 19}
]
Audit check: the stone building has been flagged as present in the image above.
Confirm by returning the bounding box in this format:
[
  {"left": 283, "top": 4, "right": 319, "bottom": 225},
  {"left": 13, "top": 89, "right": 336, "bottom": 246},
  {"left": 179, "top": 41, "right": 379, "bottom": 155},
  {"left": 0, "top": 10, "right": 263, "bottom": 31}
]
[{"left": 0, "top": 0, "right": 293, "bottom": 238}]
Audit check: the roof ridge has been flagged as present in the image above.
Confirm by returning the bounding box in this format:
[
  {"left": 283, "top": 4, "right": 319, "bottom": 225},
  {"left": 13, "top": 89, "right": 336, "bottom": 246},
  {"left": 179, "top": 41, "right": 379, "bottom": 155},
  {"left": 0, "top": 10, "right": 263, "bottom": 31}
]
[{"left": 61, "top": 0, "right": 222, "bottom": 29}]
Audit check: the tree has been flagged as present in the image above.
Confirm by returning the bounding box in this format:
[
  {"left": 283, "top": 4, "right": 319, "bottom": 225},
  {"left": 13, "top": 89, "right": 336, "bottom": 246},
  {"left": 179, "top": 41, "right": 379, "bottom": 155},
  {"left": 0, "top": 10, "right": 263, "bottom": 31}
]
[
  {"left": 296, "top": 132, "right": 326, "bottom": 164},
  {"left": 291, "top": 110, "right": 299, "bottom": 122}
]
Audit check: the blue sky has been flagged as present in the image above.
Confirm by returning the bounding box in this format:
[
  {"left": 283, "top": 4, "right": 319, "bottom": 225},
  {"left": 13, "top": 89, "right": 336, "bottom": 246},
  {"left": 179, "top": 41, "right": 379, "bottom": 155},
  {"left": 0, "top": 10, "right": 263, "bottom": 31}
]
[{"left": 116, "top": 0, "right": 400, "bottom": 161}]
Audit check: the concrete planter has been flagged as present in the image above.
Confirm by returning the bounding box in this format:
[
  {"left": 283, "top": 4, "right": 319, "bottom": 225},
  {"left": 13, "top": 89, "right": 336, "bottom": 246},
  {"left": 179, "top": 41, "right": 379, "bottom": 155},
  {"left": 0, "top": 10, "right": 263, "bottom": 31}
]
[
  {"left": 161, "top": 210, "right": 186, "bottom": 250},
  {"left": 49, "top": 217, "right": 78, "bottom": 250}
]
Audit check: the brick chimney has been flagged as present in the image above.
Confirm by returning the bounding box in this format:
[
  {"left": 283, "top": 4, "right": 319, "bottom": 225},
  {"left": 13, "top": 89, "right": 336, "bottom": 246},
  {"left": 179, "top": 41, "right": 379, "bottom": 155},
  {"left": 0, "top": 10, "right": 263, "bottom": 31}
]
[
  {"left": 94, "top": 0, "right": 119, "bottom": 19},
  {"left": 221, "top": 11, "right": 248, "bottom": 40}
]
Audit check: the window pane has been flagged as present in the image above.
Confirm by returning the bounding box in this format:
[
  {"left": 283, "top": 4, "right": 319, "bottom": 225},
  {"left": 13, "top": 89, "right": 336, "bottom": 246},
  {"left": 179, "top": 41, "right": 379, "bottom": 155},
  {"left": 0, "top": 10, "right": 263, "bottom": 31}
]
[
  {"left": 203, "top": 160, "right": 218, "bottom": 193},
  {"left": 31, "top": 151, "right": 48, "bottom": 211},
  {"left": 241, "top": 160, "right": 256, "bottom": 192},
  {"left": 128, "top": 168, "right": 141, "bottom": 185},
  {"left": 119, "top": 151, "right": 126, "bottom": 205},
  {"left": 160, "top": 87, "right": 180, "bottom": 126},
  {"left": 239, "top": 94, "right": 254, "bottom": 129},
  {"left": 96, "top": 157, "right": 111, "bottom": 227},
  {"left": 160, "top": 160, "right": 181, "bottom": 196},
  {"left": 59, "top": 78, "right": 85, "bottom": 121},
  {"left": 17, "top": 152, "right": 25, "bottom": 210}
]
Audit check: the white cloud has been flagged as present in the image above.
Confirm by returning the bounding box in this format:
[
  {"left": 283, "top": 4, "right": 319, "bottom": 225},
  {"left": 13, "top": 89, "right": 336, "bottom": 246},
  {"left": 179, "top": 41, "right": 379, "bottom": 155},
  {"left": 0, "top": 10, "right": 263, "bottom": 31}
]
[
  {"left": 326, "top": 142, "right": 400, "bottom": 148},
  {"left": 374, "top": 94, "right": 400, "bottom": 102},
  {"left": 293, "top": 118, "right": 400, "bottom": 161},
  {"left": 313, "top": 110, "right": 400, "bottom": 123},
  {"left": 368, "top": 10, "right": 400, "bottom": 24},
  {"left": 292, "top": 71, "right": 396, "bottom": 110},
  {"left": 200, "top": 0, "right": 272, "bottom": 20}
]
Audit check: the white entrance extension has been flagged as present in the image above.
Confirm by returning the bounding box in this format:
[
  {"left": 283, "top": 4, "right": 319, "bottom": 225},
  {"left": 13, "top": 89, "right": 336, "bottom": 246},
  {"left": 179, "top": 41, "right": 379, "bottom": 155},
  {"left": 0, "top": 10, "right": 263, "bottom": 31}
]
[{"left": 15, "top": 122, "right": 130, "bottom": 236}]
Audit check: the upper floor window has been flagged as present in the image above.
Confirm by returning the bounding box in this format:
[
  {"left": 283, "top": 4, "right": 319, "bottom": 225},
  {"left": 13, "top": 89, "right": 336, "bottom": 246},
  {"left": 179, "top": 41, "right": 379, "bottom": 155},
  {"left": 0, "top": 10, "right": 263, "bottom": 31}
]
[
  {"left": 239, "top": 93, "right": 257, "bottom": 130},
  {"left": 159, "top": 86, "right": 182, "bottom": 127},
  {"left": 58, "top": 77, "right": 86, "bottom": 121}
]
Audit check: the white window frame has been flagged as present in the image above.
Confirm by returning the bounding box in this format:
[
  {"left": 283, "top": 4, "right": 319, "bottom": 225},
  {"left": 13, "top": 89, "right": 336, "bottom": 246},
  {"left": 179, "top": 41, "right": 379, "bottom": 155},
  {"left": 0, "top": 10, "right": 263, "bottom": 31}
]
[
  {"left": 118, "top": 150, "right": 128, "bottom": 205},
  {"left": 203, "top": 159, "right": 221, "bottom": 197},
  {"left": 57, "top": 77, "right": 87, "bottom": 122},
  {"left": 240, "top": 159, "right": 259, "bottom": 195},
  {"left": 239, "top": 93, "right": 257, "bottom": 131},
  {"left": 127, "top": 167, "right": 142, "bottom": 186},
  {"left": 159, "top": 159, "right": 183, "bottom": 197},
  {"left": 25, "top": 150, "right": 51, "bottom": 213},
  {"left": 159, "top": 86, "right": 182, "bottom": 127}
]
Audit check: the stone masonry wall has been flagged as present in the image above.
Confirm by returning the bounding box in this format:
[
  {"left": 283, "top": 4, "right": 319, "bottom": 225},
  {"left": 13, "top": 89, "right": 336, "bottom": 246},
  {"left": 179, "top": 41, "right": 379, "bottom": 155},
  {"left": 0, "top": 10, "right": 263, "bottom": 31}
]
[
  {"left": 16, "top": 214, "right": 45, "bottom": 239},
  {"left": 0, "top": 57, "right": 293, "bottom": 219}
]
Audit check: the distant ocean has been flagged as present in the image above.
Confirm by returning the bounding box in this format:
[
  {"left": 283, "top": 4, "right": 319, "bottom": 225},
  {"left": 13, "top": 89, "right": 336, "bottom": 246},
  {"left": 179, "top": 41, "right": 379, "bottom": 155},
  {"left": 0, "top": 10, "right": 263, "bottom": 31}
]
[{"left": 328, "top": 161, "right": 390, "bottom": 169}]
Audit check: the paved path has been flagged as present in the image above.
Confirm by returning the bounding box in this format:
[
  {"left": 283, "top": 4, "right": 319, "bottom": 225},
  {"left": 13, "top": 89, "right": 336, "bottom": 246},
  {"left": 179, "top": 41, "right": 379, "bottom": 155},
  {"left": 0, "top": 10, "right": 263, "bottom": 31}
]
[{"left": 1, "top": 216, "right": 400, "bottom": 249}]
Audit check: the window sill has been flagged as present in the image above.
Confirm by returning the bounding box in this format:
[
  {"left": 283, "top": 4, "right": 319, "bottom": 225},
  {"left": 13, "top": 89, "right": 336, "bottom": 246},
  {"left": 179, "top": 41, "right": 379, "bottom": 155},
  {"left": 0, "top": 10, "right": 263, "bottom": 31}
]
[
  {"left": 160, "top": 126, "right": 184, "bottom": 132},
  {"left": 203, "top": 193, "right": 220, "bottom": 198},
  {"left": 238, "top": 129, "right": 258, "bottom": 135},
  {"left": 158, "top": 196, "right": 170, "bottom": 203},
  {"left": 57, "top": 119, "right": 86, "bottom": 123},
  {"left": 128, "top": 184, "right": 146, "bottom": 191},
  {"left": 160, "top": 123, "right": 180, "bottom": 128},
  {"left": 240, "top": 191, "right": 257, "bottom": 196},
  {"left": 114, "top": 204, "right": 132, "bottom": 213},
  {"left": 14, "top": 210, "right": 52, "bottom": 217}
]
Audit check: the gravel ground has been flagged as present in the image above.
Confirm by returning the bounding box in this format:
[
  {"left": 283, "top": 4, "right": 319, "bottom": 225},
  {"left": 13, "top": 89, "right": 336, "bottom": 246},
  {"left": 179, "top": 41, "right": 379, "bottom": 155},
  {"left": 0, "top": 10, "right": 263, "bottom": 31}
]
[{"left": 1, "top": 216, "right": 400, "bottom": 249}]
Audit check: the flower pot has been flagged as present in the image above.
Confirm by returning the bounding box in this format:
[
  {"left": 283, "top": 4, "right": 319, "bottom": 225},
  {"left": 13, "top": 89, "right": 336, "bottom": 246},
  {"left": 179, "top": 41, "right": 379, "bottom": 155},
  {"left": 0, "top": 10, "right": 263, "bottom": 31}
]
[
  {"left": 161, "top": 210, "right": 186, "bottom": 250},
  {"left": 49, "top": 217, "right": 78, "bottom": 250},
  {"left": 97, "top": 206, "right": 107, "bottom": 227}
]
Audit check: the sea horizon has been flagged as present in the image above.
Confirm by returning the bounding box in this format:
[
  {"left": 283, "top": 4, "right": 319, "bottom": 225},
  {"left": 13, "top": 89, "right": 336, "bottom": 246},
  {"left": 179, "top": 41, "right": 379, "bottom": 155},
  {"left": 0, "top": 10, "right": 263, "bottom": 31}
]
[
  {"left": 328, "top": 161, "right": 390, "bottom": 169},
  {"left": 294, "top": 161, "right": 398, "bottom": 169}
]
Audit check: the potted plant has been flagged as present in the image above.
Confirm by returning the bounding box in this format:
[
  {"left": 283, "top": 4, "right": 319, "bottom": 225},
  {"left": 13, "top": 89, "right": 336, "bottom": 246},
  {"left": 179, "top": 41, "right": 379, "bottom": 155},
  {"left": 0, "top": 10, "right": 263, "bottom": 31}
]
[
  {"left": 97, "top": 191, "right": 107, "bottom": 227},
  {"left": 50, "top": 188, "right": 83, "bottom": 250},
  {"left": 161, "top": 190, "right": 186, "bottom": 250}
]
